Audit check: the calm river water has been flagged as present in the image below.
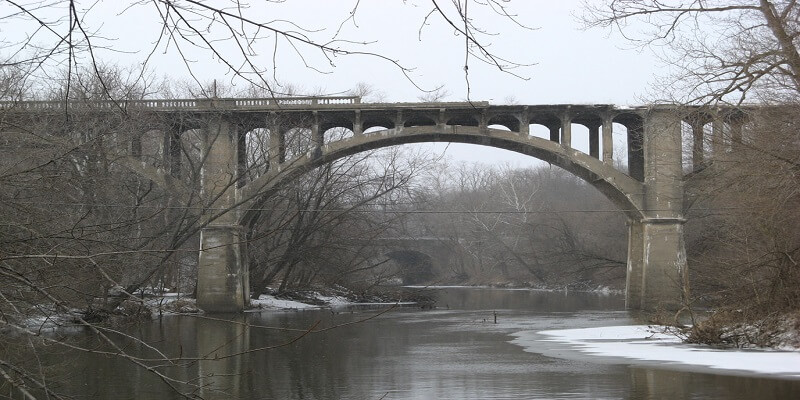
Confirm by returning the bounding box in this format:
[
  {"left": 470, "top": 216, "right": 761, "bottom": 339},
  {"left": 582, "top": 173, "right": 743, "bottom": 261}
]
[{"left": 38, "top": 288, "right": 800, "bottom": 399}]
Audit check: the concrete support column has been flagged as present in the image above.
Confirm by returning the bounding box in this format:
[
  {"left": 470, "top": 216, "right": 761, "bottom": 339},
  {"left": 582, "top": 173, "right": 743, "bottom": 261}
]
[
  {"left": 396, "top": 110, "right": 405, "bottom": 131},
  {"left": 353, "top": 110, "right": 363, "bottom": 136},
  {"left": 588, "top": 124, "right": 600, "bottom": 159},
  {"left": 200, "top": 118, "right": 239, "bottom": 223},
  {"left": 519, "top": 107, "right": 529, "bottom": 137},
  {"left": 691, "top": 122, "right": 705, "bottom": 172},
  {"left": 638, "top": 108, "right": 689, "bottom": 311},
  {"left": 479, "top": 110, "right": 489, "bottom": 131},
  {"left": 198, "top": 225, "right": 248, "bottom": 312},
  {"left": 640, "top": 219, "right": 688, "bottom": 311},
  {"left": 311, "top": 111, "right": 322, "bottom": 158},
  {"left": 560, "top": 113, "right": 572, "bottom": 148},
  {"left": 438, "top": 108, "right": 447, "bottom": 129},
  {"left": 197, "top": 116, "right": 249, "bottom": 313},
  {"left": 602, "top": 116, "right": 613, "bottom": 164},
  {"left": 712, "top": 119, "right": 725, "bottom": 157},
  {"left": 268, "top": 123, "right": 284, "bottom": 171},
  {"left": 163, "top": 129, "right": 182, "bottom": 178},
  {"left": 625, "top": 219, "right": 644, "bottom": 309}
]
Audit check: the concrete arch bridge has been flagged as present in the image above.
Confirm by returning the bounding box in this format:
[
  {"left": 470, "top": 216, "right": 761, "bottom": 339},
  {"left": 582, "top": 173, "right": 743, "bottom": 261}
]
[{"left": 0, "top": 97, "right": 761, "bottom": 312}]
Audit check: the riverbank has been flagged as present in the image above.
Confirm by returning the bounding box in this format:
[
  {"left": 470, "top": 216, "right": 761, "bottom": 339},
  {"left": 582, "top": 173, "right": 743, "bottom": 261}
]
[
  {"left": 131, "top": 285, "right": 434, "bottom": 315},
  {"left": 248, "top": 286, "right": 429, "bottom": 311},
  {"left": 512, "top": 324, "right": 800, "bottom": 379},
  {"left": 682, "top": 309, "right": 800, "bottom": 350}
]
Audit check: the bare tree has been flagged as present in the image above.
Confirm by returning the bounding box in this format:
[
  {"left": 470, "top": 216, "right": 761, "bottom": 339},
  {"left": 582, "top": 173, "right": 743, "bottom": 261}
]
[
  {"left": 399, "top": 162, "right": 627, "bottom": 288},
  {"left": 0, "top": 1, "right": 542, "bottom": 396},
  {"left": 2, "top": 1, "right": 534, "bottom": 100},
  {"left": 581, "top": 0, "right": 800, "bottom": 105},
  {"left": 246, "top": 146, "right": 431, "bottom": 298},
  {"left": 583, "top": 0, "right": 800, "bottom": 345}
]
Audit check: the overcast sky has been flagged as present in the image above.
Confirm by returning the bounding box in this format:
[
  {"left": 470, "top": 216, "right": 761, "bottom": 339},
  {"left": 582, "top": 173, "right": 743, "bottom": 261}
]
[{"left": 2, "top": 0, "right": 661, "bottom": 167}]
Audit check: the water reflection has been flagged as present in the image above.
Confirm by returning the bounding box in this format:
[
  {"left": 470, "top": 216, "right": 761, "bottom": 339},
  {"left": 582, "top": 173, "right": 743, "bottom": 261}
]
[
  {"left": 26, "top": 289, "right": 800, "bottom": 399},
  {"left": 195, "top": 316, "right": 250, "bottom": 399},
  {"left": 627, "top": 367, "right": 800, "bottom": 400}
]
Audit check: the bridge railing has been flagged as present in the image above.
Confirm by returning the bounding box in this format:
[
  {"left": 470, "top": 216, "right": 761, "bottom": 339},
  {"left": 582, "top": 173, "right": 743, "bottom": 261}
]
[{"left": 0, "top": 96, "right": 361, "bottom": 111}]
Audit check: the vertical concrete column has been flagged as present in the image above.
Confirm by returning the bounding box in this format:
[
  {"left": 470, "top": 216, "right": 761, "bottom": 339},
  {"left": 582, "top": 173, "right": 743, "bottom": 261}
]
[
  {"left": 353, "top": 110, "right": 363, "bottom": 136},
  {"left": 479, "top": 110, "right": 489, "bottom": 133},
  {"left": 640, "top": 220, "right": 688, "bottom": 311},
  {"left": 640, "top": 108, "right": 689, "bottom": 311},
  {"left": 560, "top": 113, "right": 572, "bottom": 148},
  {"left": 625, "top": 219, "right": 644, "bottom": 309},
  {"left": 311, "top": 111, "right": 322, "bottom": 159},
  {"left": 712, "top": 118, "right": 725, "bottom": 157},
  {"left": 197, "top": 115, "right": 249, "bottom": 313},
  {"left": 198, "top": 226, "right": 248, "bottom": 312},
  {"left": 163, "top": 128, "right": 182, "bottom": 178},
  {"left": 691, "top": 122, "right": 705, "bottom": 172},
  {"left": 396, "top": 110, "right": 405, "bottom": 131},
  {"left": 518, "top": 107, "right": 530, "bottom": 137},
  {"left": 602, "top": 115, "right": 614, "bottom": 164},
  {"left": 268, "top": 122, "right": 284, "bottom": 172},
  {"left": 437, "top": 109, "right": 447, "bottom": 129},
  {"left": 588, "top": 124, "right": 600, "bottom": 158}
]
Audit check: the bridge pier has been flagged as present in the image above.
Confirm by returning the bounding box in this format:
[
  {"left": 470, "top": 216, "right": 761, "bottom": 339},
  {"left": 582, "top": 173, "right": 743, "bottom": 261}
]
[
  {"left": 625, "top": 108, "right": 689, "bottom": 311},
  {"left": 196, "top": 115, "right": 250, "bottom": 313},
  {"left": 198, "top": 225, "right": 248, "bottom": 312},
  {"left": 639, "top": 219, "right": 688, "bottom": 310}
]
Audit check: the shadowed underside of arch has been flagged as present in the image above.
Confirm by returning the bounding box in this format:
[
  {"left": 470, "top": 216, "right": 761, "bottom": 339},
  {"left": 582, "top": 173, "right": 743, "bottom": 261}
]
[{"left": 239, "top": 125, "right": 644, "bottom": 226}]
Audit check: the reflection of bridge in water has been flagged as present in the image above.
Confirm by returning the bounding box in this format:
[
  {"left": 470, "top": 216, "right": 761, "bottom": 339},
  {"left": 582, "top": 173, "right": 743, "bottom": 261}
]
[{"left": 0, "top": 96, "right": 763, "bottom": 312}]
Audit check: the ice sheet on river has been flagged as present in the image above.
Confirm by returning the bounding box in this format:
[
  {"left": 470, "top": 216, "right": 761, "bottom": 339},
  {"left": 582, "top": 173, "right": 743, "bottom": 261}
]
[{"left": 511, "top": 325, "right": 800, "bottom": 378}]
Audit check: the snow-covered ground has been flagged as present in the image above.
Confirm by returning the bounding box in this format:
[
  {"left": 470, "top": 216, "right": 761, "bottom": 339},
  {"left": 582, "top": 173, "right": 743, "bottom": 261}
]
[
  {"left": 248, "top": 293, "right": 414, "bottom": 311},
  {"left": 250, "top": 294, "right": 325, "bottom": 310},
  {"left": 250, "top": 294, "right": 338, "bottom": 311},
  {"left": 511, "top": 325, "right": 800, "bottom": 379}
]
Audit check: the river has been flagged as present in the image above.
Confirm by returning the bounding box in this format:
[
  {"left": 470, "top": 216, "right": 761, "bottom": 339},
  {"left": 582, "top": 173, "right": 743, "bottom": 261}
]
[{"left": 28, "top": 288, "right": 800, "bottom": 399}]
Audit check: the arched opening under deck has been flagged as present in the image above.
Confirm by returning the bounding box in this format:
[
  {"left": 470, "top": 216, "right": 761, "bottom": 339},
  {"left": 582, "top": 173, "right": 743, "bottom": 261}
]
[{"left": 240, "top": 125, "right": 645, "bottom": 227}]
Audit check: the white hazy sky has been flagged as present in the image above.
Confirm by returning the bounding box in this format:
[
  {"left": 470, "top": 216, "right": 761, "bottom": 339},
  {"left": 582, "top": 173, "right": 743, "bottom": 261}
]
[{"left": 3, "top": 0, "right": 662, "bottom": 167}]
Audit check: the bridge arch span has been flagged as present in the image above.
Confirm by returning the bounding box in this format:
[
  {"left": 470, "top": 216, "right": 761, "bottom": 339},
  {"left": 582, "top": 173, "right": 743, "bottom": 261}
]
[{"left": 239, "top": 125, "right": 645, "bottom": 227}]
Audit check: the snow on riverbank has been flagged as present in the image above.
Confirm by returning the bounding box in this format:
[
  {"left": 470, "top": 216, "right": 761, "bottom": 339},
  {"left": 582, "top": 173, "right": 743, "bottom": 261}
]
[
  {"left": 247, "top": 293, "right": 412, "bottom": 311},
  {"left": 511, "top": 325, "right": 800, "bottom": 378},
  {"left": 250, "top": 294, "right": 326, "bottom": 310}
]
